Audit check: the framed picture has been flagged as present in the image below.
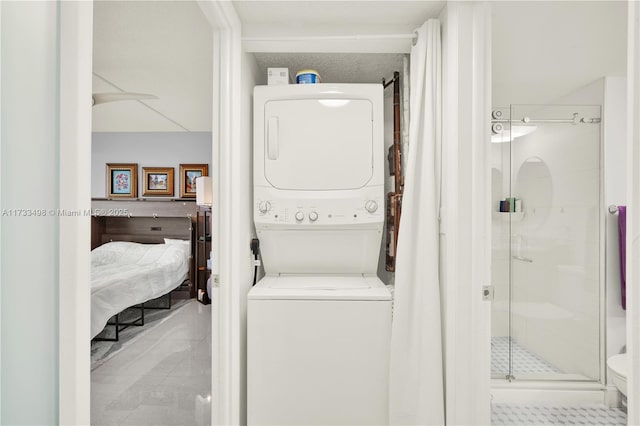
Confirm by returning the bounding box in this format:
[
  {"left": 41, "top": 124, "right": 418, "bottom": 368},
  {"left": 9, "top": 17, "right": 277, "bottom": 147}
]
[
  {"left": 142, "top": 167, "right": 174, "bottom": 197},
  {"left": 106, "top": 163, "right": 138, "bottom": 198},
  {"left": 179, "top": 164, "right": 208, "bottom": 198}
]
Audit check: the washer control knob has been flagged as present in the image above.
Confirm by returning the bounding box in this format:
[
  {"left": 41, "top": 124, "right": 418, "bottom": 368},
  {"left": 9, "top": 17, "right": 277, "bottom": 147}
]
[
  {"left": 295, "top": 211, "right": 305, "bottom": 221},
  {"left": 309, "top": 211, "right": 319, "bottom": 222},
  {"left": 365, "top": 200, "right": 378, "bottom": 213},
  {"left": 258, "top": 201, "right": 271, "bottom": 213}
]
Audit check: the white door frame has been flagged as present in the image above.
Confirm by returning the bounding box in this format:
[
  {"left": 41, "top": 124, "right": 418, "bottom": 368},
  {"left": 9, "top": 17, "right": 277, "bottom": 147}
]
[
  {"left": 59, "top": 2, "right": 93, "bottom": 425},
  {"left": 626, "top": 2, "right": 640, "bottom": 424},
  {"left": 56, "top": 1, "right": 239, "bottom": 424},
  {"left": 440, "top": 2, "right": 492, "bottom": 424},
  {"left": 197, "top": 1, "right": 243, "bottom": 425}
]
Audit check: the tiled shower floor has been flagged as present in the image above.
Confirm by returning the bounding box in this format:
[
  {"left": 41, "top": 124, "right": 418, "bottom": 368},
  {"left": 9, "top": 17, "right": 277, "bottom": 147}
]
[
  {"left": 492, "top": 336, "right": 563, "bottom": 376},
  {"left": 492, "top": 404, "right": 627, "bottom": 425},
  {"left": 490, "top": 338, "right": 626, "bottom": 425}
]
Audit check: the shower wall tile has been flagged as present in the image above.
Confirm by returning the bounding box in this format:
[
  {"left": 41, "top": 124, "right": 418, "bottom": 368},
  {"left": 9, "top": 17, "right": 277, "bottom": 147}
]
[{"left": 551, "top": 169, "right": 600, "bottom": 208}]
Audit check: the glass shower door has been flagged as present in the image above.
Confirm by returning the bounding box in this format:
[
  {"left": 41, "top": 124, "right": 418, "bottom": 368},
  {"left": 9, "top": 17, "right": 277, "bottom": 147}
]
[
  {"left": 491, "top": 104, "right": 602, "bottom": 382},
  {"left": 509, "top": 104, "right": 601, "bottom": 381}
]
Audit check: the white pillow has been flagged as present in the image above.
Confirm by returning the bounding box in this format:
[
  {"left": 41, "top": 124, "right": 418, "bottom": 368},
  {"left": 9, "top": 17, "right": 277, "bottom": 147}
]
[{"left": 164, "top": 238, "right": 190, "bottom": 246}]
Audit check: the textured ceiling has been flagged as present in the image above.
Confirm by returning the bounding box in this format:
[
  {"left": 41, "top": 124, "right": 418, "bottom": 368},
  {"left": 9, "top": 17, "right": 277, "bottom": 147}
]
[
  {"left": 92, "top": 1, "right": 212, "bottom": 132},
  {"left": 254, "top": 53, "right": 406, "bottom": 84},
  {"left": 91, "top": 1, "right": 444, "bottom": 132},
  {"left": 492, "top": 1, "right": 627, "bottom": 105},
  {"left": 234, "top": 1, "right": 445, "bottom": 37}
]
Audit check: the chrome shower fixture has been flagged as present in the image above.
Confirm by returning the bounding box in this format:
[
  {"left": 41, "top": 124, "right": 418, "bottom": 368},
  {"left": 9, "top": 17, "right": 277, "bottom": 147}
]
[{"left": 491, "top": 110, "right": 601, "bottom": 126}]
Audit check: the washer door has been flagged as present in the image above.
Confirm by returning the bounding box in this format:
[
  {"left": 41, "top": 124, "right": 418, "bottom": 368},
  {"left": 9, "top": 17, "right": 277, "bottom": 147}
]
[{"left": 263, "top": 98, "right": 373, "bottom": 190}]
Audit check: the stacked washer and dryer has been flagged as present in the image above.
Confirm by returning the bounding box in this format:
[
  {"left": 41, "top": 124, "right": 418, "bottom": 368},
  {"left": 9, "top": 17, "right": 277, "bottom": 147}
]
[{"left": 247, "top": 84, "right": 392, "bottom": 425}]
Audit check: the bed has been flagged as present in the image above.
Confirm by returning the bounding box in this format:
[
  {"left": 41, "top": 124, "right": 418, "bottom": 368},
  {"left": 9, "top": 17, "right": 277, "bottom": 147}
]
[{"left": 91, "top": 240, "right": 190, "bottom": 339}]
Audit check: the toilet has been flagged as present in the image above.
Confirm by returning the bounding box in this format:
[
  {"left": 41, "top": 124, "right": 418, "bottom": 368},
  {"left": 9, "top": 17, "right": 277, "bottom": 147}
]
[{"left": 607, "top": 353, "right": 628, "bottom": 397}]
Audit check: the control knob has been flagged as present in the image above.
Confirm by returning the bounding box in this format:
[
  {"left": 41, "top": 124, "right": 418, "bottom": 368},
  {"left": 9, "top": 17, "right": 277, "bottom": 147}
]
[
  {"left": 258, "top": 201, "right": 271, "bottom": 213},
  {"left": 309, "top": 211, "right": 318, "bottom": 222},
  {"left": 295, "top": 211, "right": 305, "bottom": 221},
  {"left": 365, "top": 200, "right": 378, "bottom": 213}
]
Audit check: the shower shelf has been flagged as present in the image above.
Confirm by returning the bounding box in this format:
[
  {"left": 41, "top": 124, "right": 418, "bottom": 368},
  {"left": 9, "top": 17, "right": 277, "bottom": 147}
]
[{"left": 492, "top": 211, "right": 525, "bottom": 222}]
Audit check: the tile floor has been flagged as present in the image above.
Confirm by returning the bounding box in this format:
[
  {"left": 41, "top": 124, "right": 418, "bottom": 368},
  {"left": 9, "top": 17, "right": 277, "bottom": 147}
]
[
  {"left": 492, "top": 336, "right": 563, "bottom": 376},
  {"left": 91, "top": 300, "right": 212, "bottom": 426},
  {"left": 492, "top": 404, "right": 627, "bottom": 425},
  {"left": 91, "top": 299, "right": 190, "bottom": 369}
]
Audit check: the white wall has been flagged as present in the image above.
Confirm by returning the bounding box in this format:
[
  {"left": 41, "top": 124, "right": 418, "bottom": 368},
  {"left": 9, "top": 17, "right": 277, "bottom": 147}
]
[
  {"left": 492, "top": 1, "right": 626, "bottom": 106},
  {"left": 1, "top": 2, "right": 60, "bottom": 424},
  {"left": 554, "top": 77, "right": 628, "bottom": 381},
  {"left": 625, "top": 5, "right": 640, "bottom": 420},
  {"left": 91, "top": 132, "right": 212, "bottom": 198}
]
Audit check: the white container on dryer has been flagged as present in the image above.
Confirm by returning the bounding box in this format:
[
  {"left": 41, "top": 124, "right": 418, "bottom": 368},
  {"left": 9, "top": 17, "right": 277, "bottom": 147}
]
[
  {"left": 253, "top": 84, "right": 385, "bottom": 275},
  {"left": 247, "top": 275, "right": 391, "bottom": 426}
]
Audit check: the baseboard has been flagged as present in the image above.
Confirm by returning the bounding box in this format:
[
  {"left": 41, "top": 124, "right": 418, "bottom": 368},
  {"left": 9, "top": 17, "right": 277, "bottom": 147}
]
[
  {"left": 604, "top": 385, "right": 624, "bottom": 408},
  {"left": 491, "top": 381, "right": 606, "bottom": 405}
]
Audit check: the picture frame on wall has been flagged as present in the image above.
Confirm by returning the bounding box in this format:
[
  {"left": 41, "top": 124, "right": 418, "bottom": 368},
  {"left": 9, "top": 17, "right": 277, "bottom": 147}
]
[
  {"left": 142, "top": 167, "right": 174, "bottom": 197},
  {"left": 179, "top": 164, "right": 208, "bottom": 198},
  {"left": 106, "top": 163, "right": 138, "bottom": 198}
]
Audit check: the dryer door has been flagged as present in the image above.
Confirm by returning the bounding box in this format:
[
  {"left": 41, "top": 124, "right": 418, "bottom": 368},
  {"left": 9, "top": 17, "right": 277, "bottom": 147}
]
[{"left": 263, "top": 98, "right": 373, "bottom": 190}]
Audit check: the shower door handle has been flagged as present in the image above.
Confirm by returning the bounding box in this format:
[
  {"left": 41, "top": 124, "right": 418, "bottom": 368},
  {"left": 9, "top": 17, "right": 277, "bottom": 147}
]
[{"left": 512, "top": 256, "right": 533, "bottom": 263}]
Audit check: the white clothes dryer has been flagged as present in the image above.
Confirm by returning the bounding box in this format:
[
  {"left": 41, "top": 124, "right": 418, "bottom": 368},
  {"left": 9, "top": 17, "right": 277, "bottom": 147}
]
[{"left": 252, "top": 84, "right": 386, "bottom": 276}]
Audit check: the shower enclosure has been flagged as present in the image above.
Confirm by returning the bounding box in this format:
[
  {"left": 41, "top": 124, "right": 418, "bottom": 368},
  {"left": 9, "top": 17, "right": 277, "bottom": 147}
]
[{"left": 491, "top": 105, "right": 602, "bottom": 383}]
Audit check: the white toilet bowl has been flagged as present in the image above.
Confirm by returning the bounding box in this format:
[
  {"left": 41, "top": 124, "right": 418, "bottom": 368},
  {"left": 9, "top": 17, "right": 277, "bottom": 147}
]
[{"left": 607, "top": 353, "right": 628, "bottom": 397}]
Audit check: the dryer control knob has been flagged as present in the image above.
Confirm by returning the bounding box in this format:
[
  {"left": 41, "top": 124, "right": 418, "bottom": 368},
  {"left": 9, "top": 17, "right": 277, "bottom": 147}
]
[
  {"left": 309, "top": 211, "right": 318, "bottom": 222},
  {"left": 295, "top": 211, "right": 305, "bottom": 221},
  {"left": 365, "top": 200, "right": 378, "bottom": 213},
  {"left": 258, "top": 201, "right": 271, "bottom": 213}
]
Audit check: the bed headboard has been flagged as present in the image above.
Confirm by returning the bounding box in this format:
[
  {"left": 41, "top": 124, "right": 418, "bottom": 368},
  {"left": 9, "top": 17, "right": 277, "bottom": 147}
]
[
  {"left": 93, "top": 216, "right": 192, "bottom": 245},
  {"left": 91, "top": 199, "right": 198, "bottom": 289},
  {"left": 90, "top": 200, "right": 196, "bottom": 247}
]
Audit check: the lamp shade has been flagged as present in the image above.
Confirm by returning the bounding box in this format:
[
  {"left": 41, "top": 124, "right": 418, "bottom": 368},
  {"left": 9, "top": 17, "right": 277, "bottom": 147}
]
[{"left": 195, "top": 176, "right": 212, "bottom": 206}]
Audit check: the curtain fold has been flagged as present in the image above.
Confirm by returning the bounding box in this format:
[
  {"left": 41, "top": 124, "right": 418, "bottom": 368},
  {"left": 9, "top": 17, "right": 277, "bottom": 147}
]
[
  {"left": 389, "top": 19, "right": 444, "bottom": 425},
  {"left": 401, "top": 55, "right": 411, "bottom": 172}
]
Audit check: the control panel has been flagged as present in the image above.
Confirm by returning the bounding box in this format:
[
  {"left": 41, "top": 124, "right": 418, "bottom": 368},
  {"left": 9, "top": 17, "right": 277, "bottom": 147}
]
[{"left": 254, "top": 194, "right": 384, "bottom": 226}]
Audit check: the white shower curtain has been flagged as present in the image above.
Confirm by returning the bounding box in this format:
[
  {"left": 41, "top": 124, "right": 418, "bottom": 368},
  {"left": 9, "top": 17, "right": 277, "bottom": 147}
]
[{"left": 389, "top": 19, "right": 443, "bottom": 425}]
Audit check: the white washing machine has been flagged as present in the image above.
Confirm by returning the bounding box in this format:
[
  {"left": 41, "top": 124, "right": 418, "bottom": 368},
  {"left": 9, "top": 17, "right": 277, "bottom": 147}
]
[{"left": 248, "top": 84, "right": 391, "bottom": 425}]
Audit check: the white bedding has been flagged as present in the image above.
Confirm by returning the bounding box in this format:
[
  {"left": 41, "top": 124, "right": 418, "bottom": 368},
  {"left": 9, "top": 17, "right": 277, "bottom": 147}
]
[{"left": 91, "top": 241, "right": 190, "bottom": 338}]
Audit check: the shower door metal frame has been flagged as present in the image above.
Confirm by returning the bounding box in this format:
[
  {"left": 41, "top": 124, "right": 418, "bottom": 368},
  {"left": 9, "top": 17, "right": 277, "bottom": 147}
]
[{"left": 598, "top": 103, "right": 606, "bottom": 390}]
